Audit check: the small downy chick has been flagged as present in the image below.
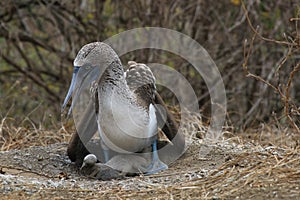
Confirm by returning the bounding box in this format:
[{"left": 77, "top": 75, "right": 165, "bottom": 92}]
[
  {"left": 80, "top": 154, "right": 152, "bottom": 180},
  {"left": 80, "top": 154, "right": 97, "bottom": 170},
  {"left": 80, "top": 154, "right": 123, "bottom": 180}
]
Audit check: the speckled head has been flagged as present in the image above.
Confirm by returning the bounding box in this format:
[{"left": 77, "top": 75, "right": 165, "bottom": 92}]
[
  {"left": 74, "top": 42, "right": 120, "bottom": 68},
  {"left": 62, "top": 42, "right": 121, "bottom": 111}
]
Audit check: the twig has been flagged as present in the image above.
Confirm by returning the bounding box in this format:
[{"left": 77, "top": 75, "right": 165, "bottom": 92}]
[
  {"left": 241, "top": 1, "right": 298, "bottom": 47},
  {"left": 241, "top": 1, "right": 300, "bottom": 132},
  {"left": 284, "top": 63, "right": 300, "bottom": 133}
]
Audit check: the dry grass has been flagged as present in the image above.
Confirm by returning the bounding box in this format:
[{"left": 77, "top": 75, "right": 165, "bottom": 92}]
[
  {"left": 0, "top": 116, "right": 71, "bottom": 151},
  {"left": 181, "top": 147, "right": 300, "bottom": 199},
  {"left": 1, "top": 141, "right": 299, "bottom": 199},
  {"left": 101, "top": 134, "right": 300, "bottom": 199},
  {"left": 1, "top": 117, "right": 300, "bottom": 199},
  {"left": 0, "top": 107, "right": 300, "bottom": 199}
]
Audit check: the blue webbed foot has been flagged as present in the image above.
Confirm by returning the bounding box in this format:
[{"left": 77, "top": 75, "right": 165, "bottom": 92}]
[{"left": 145, "top": 140, "right": 168, "bottom": 175}]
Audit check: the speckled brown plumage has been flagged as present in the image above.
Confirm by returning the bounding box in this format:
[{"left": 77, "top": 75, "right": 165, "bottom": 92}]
[{"left": 125, "top": 61, "right": 156, "bottom": 109}]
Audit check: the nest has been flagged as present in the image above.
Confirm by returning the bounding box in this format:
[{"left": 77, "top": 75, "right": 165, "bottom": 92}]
[{"left": 0, "top": 114, "right": 300, "bottom": 199}]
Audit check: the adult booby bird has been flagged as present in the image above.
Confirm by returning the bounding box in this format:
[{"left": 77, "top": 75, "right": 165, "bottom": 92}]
[{"left": 62, "top": 42, "right": 184, "bottom": 175}]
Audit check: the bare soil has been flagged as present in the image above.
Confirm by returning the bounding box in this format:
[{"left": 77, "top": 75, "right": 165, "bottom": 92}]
[{"left": 1, "top": 132, "right": 299, "bottom": 200}]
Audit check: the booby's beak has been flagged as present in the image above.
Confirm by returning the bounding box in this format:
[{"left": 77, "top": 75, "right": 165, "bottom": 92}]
[
  {"left": 62, "top": 66, "right": 80, "bottom": 113},
  {"left": 80, "top": 162, "right": 86, "bottom": 170}
]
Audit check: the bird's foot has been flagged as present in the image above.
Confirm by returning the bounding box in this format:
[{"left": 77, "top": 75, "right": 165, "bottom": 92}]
[{"left": 144, "top": 158, "right": 168, "bottom": 175}]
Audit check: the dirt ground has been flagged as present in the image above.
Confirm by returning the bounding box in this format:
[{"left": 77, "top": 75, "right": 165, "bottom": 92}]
[{"left": 0, "top": 129, "right": 299, "bottom": 200}]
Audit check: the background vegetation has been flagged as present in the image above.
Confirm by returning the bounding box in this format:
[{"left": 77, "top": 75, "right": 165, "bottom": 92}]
[{"left": 0, "top": 0, "right": 299, "bottom": 133}]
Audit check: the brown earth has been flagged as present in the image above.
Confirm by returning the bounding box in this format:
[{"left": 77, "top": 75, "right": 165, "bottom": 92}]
[{"left": 0, "top": 131, "right": 299, "bottom": 200}]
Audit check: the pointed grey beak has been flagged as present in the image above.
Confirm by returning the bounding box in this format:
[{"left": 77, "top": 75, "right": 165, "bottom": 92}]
[{"left": 62, "top": 66, "right": 80, "bottom": 112}]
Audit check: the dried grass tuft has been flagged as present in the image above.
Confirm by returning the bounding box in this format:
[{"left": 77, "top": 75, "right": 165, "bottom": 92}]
[{"left": 0, "top": 116, "right": 71, "bottom": 151}]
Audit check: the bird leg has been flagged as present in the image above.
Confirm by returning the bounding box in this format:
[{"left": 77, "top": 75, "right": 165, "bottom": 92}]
[
  {"left": 144, "top": 139, "right": 168, "bottom": 174},
  {"left": 100, "top": 139, "right": 110, "bottom": 162}
]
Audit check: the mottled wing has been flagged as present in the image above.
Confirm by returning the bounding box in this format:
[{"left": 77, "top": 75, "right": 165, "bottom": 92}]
[
  {"left": 125, "top": 61, "right": 156, "bottom": 108},
  {"left": 124, "top": 61, "right": 183, "bottom": 147}
]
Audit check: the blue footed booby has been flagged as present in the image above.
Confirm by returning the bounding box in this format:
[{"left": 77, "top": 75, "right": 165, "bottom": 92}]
[{"left": 62, "top": 42, "right": 184, "bottom": 176}]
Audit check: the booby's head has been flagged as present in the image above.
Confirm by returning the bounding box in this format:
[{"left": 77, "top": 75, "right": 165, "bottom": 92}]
[{"left": 62, "top": 42, "right": 120, "bottom": 112}]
